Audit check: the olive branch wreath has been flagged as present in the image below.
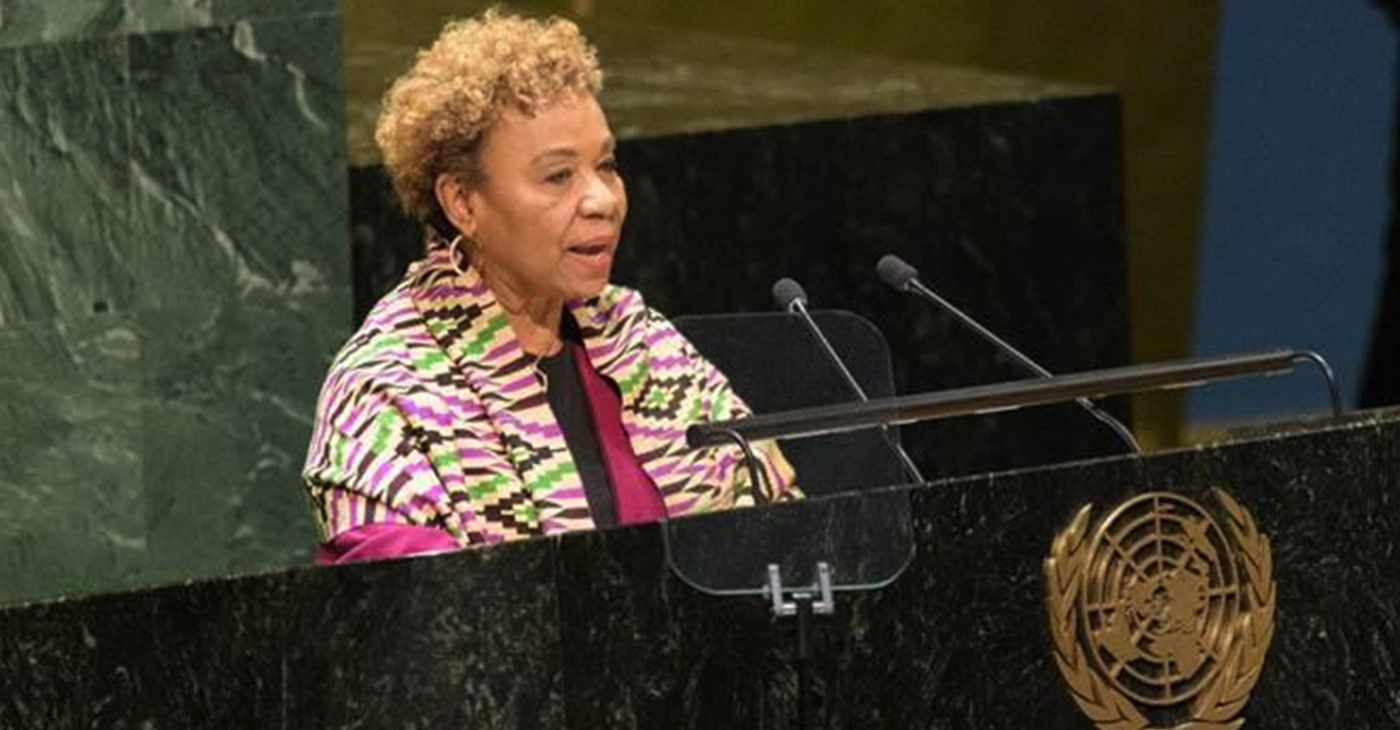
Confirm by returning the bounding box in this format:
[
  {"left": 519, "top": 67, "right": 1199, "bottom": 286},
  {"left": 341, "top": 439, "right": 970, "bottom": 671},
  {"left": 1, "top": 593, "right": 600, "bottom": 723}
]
[{"left": 1044, "top": 491, "right": 1276, "bottom": 730}]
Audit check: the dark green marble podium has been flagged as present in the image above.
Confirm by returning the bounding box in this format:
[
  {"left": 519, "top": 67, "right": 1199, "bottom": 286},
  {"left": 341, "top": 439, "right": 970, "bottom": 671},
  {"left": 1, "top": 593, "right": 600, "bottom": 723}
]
[{"left": 3, "top": 408, "right": 1396, "bottom": 729}]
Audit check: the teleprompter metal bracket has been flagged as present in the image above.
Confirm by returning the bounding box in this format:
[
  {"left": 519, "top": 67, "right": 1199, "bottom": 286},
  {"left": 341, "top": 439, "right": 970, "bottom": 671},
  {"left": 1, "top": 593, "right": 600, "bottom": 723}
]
[{"left": 765, "top": 562, "right": 835, "bottom": 617}]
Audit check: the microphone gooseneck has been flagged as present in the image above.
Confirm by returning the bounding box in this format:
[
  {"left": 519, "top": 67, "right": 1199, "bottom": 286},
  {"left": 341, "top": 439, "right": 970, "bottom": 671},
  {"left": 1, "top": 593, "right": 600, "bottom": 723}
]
[
  {"left": 773, "top": 277, "right": 926, "bottom": 483},
  {"left": 876, "top": 254, "right": 1143, "bottom": 455}
]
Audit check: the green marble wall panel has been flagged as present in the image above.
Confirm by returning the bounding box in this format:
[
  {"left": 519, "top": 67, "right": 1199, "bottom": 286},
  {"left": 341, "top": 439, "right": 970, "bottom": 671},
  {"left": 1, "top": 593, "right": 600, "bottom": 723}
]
[
  {"left": 129, "top": 12, "right": 349, "bottom": 588},
  {"left": 0, "top": 0, "right": 122, "bottom": 48},
  {"left": 0, "top": 36, "right": 134, "bottom": 327},
  {"left": 127, "top": 16, "right": 347, "bottom": 317},
  {"left": 0, "top": 10, "right": 349, "bottom": 605},
  {"left": 137, "top": 296, "right": 346, "bottom": 584},
  {"left": 125, "top": 11, "right": 350, "bottom": 589},
  {"left": 0, "top": 314, "right": 146, "bottom": 601}
]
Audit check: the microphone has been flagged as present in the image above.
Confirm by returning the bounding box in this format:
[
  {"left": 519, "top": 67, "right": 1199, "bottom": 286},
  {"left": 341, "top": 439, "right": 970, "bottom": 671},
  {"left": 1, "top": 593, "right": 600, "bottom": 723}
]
[
  {"left": 875, "top": 254, "right": 1142, "bottom": 455},
  {"left": 772, "top": 278, "right": 808, "bottom": 314},
  {"left": 772, "top": 277, "right": 926, "bottom": 483}
]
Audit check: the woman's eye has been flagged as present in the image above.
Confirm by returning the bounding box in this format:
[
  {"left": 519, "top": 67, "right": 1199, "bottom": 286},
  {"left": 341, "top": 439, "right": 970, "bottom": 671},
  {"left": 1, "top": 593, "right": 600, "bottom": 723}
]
[
  {"left": 544, "top": 168, "right": 573, "bottom": 185},
  {"left": 599, "top": 157, "right": 619, "bottom": 174}
]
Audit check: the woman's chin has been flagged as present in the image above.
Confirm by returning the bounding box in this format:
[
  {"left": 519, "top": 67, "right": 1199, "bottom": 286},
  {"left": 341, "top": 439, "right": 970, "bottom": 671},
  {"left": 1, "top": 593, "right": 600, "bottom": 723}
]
[
  {"left": 568, "top": 279, "right": 611, "bottom": 301},
  {"left": 561, "top": 269, "right": 613, "bottom": 301}
]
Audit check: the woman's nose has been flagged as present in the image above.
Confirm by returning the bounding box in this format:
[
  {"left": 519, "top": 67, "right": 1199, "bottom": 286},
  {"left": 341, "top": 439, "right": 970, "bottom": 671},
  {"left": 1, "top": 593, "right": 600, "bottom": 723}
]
[{"left": 580, "top": 173, "right": 619, "bottom": 217}]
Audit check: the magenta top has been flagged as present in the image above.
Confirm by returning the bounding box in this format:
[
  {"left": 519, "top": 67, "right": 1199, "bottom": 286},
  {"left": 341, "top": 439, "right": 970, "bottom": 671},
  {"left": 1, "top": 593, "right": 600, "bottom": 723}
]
[
  {"left": 574, "top": 339, "right": 668, "bottom": 525},
  {"left": 316, "top": 341, "right": 666, "bottom": 565}
]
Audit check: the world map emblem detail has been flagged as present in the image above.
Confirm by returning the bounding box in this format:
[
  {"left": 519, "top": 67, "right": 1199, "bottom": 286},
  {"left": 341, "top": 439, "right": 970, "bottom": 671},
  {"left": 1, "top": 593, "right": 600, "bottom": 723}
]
[{"left": 1044, "top": 489, "right": 1276, "bottom": 730}]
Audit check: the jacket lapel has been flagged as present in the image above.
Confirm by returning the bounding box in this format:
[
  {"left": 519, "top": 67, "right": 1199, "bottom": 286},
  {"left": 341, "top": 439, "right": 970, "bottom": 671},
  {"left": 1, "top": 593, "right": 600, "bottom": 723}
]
[
  {"left": 572, "top": 287, "right": 720, "bottom": 513},
  {"left": 408, "top": 250, "right": 591, "bottom": 537}
]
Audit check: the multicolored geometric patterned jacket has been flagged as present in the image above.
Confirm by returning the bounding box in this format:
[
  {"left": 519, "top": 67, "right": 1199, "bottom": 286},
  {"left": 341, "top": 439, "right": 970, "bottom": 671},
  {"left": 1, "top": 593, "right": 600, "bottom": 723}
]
[{"left": 302, "top": 248, "right": 799, "bottom": 546}]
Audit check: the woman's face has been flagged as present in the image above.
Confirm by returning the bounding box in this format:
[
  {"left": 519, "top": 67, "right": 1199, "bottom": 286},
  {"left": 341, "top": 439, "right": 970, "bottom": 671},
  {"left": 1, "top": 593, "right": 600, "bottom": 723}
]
[{"left": 461, "top": 91, "right": 627, "bottom": 304}]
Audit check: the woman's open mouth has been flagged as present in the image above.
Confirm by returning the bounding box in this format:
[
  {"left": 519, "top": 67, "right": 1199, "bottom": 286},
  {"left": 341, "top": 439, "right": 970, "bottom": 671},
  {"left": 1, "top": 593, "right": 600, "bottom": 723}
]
[
  {"left": 566, "top": 236, "right": 616, "bottom": 269},
  {"left": 568, "top": 242, "right": 610, "bottom": 257}
]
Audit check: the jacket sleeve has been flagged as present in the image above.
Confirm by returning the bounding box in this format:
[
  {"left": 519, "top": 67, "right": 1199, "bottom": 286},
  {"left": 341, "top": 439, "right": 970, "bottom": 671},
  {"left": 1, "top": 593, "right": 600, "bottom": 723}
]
[
  {"left": 682, "top": 321, "right": 801, "bottom": 505},
  {"left": 301, "top": 384, "right": 472, "bottom": 549},
  {"left": 633, "top": 303, "right": 802, "bottom": 507},
  {"left": 313, "top": 520, "right": 462, "bottom": 565}
]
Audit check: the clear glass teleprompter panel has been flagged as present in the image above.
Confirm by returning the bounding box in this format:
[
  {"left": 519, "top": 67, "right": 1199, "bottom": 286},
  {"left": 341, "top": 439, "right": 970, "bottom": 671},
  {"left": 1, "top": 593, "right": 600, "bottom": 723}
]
[
  {"left": 663, "top": 485, "right": 915, "bottom": 596},
  {"left": 666, "top": 312, "right": 917, "bottom": 595}
]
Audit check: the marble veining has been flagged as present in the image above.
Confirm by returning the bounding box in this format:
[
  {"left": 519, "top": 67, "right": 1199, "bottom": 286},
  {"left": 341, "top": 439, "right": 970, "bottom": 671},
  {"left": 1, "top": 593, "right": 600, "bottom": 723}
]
[
  {"left": 126, "top": 16, "right": 347, "bottom": 316},
  {"left": 122, "top": 0, "right": 213, "bottom": 37},
  {"left": 0, "top": 10, "right": 350, "bottom": 607},
  {"left": 0, "top": 35, "right": 132, "bottom": 328},
  {"left": 0, "top": 313, "right": 146, "bottom": 603}
]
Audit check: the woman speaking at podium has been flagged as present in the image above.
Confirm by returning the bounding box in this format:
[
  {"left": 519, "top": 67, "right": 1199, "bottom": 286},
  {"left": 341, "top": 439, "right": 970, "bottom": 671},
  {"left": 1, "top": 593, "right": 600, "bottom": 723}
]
[{"left": 302, "top": 9, "right": 798, "bottom": 564}]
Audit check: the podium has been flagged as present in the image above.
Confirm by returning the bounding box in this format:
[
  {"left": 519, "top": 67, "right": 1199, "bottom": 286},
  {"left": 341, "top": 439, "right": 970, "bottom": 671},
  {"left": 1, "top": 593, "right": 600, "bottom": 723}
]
[{"left": 2, "top": 408, "right": 1397, "bottom": 729}]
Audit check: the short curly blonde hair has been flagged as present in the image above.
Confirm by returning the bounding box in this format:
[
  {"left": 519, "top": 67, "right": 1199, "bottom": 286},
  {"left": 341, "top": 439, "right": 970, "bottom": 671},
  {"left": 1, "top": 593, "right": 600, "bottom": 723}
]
[{"left": 374, "top": 7, "right": 603, "bottom": 233}]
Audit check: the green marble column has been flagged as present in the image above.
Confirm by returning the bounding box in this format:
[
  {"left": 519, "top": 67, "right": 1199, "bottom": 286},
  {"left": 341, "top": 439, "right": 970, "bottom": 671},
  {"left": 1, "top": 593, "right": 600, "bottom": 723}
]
[{"left": 0, "top": 1, "right": 348, "bottom": 605}]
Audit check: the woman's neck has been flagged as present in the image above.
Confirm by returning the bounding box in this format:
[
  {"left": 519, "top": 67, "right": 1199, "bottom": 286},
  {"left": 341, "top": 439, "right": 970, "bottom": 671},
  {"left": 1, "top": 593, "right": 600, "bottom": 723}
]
[
  {"left": 482, "top": 268, "right": 563, "bottom": 356},
  {"left": 506, "top": 304, "right": 563, "bottom": 356}
]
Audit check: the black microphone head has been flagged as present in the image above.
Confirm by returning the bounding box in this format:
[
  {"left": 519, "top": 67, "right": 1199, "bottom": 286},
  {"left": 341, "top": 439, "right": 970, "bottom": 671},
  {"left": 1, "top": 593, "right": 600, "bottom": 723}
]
[
  {"left": 876, "top": 254, "right": 920, "bottom": 292},
  {"left": 771, "top": 277, "right": 808, "bottom": 312}
]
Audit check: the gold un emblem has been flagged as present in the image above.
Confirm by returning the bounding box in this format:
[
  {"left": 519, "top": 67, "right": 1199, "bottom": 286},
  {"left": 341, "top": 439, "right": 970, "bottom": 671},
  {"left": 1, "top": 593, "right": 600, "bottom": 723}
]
[{"left": 1044, "top": 489, "right": 1276, "bottom": 730}]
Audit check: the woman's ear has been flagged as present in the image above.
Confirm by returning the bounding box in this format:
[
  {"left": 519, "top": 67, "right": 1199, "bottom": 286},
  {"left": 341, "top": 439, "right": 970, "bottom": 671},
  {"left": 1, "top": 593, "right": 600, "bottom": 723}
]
[{"left": 434, "top": 173, "right": 476, "bottom": 239}]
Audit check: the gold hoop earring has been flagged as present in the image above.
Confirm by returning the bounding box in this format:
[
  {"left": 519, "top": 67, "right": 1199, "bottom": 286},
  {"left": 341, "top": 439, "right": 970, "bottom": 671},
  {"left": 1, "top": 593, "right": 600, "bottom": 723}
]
[{"left": 448, "top": 234, "right": 475, "bottom": 278}]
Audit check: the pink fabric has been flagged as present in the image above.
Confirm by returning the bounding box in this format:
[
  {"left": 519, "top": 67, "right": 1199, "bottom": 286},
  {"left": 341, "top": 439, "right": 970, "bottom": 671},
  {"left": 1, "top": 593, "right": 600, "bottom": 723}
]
[
  {"left": 315, "top": 523, "right": 461, "bottom": 565},
  {"left": 573, "top": 342, "right": 668, "bottom": 525}
]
